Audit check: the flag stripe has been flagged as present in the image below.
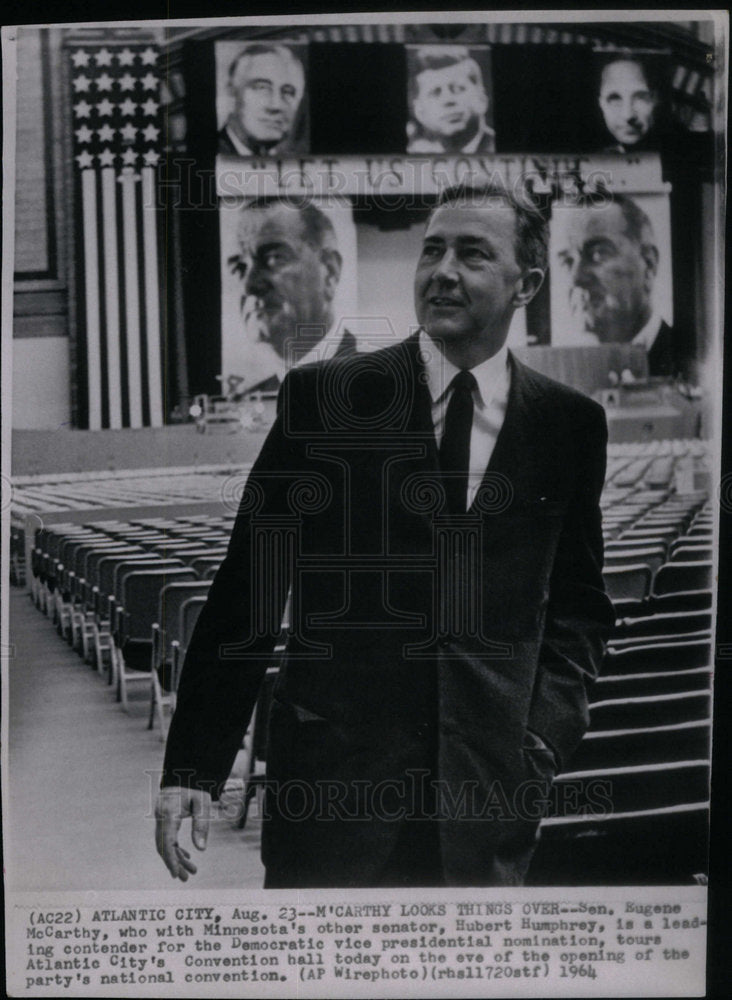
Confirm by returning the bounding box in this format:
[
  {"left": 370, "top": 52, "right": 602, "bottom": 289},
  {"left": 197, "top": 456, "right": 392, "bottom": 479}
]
[
  {"left": 81, "top": 169, "right": 102, "bottom": 430},
  {"left": 101, "top": 167, "right": 123, "bottom": 428},
  {"left": 121, "top": 172, "right": 143, "bottom": 428},
  {"left": 142, "top": 166, "right": 164, "bottom": 426},
  {"left": 135, "top": 177, "right": 151, "bottom": 428}
]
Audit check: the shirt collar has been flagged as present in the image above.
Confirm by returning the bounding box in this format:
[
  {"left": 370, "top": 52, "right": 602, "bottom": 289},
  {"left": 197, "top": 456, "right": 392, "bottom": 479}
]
[
  {"left": 224, "top": 122, "right": 254, "bottom": 157},
  {"left": 632, "top": 310, "right": 664, "bottom": 352},
  {"left": 462, "top": 122, "right": 492, "bottom": 154},
  {"left": 418, "top": 329, "right": 509, "bottom": 409}
]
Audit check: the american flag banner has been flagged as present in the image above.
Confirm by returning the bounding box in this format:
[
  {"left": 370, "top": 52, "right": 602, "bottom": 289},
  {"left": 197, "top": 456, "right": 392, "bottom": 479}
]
[{"left": 69, "top": 43, "right": 164, "bottom": 429}]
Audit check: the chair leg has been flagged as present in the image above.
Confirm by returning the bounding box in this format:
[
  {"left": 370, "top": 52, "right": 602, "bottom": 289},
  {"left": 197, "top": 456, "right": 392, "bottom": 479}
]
[
  {"left": 112, "top": 645, "right": 124, "bottom": 704},
  {"left": 147, "top": 673, "right": 157, "bottom": 730},
  {"left": 155, "top": 674, "right": 169, "bottom": 740}
]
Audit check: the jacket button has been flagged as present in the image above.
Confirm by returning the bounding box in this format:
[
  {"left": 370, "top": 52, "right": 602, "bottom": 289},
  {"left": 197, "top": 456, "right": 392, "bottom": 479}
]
[
  {"left": 438, "top": 638, "right": 450, "bottom": 650},
  {"left": 416, "top": 723, "right": 430, "bottom": 740}
]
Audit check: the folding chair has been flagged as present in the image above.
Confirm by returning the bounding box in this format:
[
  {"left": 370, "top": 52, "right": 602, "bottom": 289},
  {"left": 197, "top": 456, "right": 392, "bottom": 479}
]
[
  {"left": 149, "top": 580, "right": 212, "bottom": 738},
  {"left": 611, "top": 610, "right": 713, "bottom": 646},
  {"left": 647, "top": 590, "right": 713, "bottom": 615},
  {"left": 115, "top": 567, "right": 197, "bottom": 711},
  {"left": 603, "top": 564, "right": 652, "bottom": 604},
  {"left": 169, "top": 594, "right": 210, "bottom": 694},
  {"left": 669, "top": 545, "right": 713, "bottom": 563},
  {"left": 602, "top": 638, "right": 712, "bottom": 675},
  {"left": 604, "top": 546, "right": 666, "bottom": 579},
  {"left": 99, "top": 556, "right": 183, "bottom": 682},
  {"left": 652, "top": 561, "right": 713, "bottom": 597}
]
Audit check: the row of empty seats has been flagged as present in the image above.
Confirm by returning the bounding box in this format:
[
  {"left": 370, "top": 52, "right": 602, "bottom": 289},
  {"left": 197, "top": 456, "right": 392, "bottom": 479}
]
[
  {"left": 29, "top": 513, "right": 236, "bottom": 736},
  {"left": 18, "top": 443, "right": 717, "bottom": 882}
]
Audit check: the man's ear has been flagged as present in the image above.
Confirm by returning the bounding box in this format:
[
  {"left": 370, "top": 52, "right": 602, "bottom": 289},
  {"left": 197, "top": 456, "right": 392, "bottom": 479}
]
[
  {"left": 512, "top": 268, "right": 545, "bottom": 308},
  {"left": 320, "top": 248, "right": 343, "bottom": 302},
  {"left": 640, "top": 242, "right": 660, "bottom": 288}
]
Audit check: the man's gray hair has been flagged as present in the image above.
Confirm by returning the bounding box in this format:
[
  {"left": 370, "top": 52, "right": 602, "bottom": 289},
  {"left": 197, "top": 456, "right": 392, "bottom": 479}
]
[
  {"left": 430, "top": 182, "right": 548, "bottom": 273},
  {"left": 239, "top": 197, "right": 337, "bottom": 252}
]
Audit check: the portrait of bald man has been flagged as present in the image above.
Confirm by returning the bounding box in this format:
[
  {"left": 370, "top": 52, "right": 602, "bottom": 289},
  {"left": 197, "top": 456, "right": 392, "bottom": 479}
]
[
  {"left": 595, "top": 54, "right": 661, "bottom": 152},
  {"left": 218, "top": 43, "right": 308, "bottom": 157}
]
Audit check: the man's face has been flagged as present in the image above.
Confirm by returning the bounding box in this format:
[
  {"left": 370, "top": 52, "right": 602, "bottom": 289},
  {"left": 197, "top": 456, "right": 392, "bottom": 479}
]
[
  {"left": 598, "top": 60, "right": 657, "bottom": 147},
  {"left": 414, "top": 201, "right": 524, "bottom": 356},
  {"left": 558, "top": 203, "right": 655, "bottom": 342},
  {"left": 240, "top": 206, "right": 331, "bottom": 359},
  {"left": 413, "top": 61, "right": 487, "bottom": 139},
  {"left": 232, "top": 52, "right": 303, "bottom": 145}
]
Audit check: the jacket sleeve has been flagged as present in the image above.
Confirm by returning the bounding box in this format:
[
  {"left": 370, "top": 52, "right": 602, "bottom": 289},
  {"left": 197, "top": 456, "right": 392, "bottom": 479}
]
[
  {"left": 527, "top": 399, "right": 616, "bottom": 770},
  {"left": 161, "top": 372, "right": 306, "bottom": 798}
]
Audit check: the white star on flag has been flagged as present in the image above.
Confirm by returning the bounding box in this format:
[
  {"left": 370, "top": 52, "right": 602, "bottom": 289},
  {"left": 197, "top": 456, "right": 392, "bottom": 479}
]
[
  {"left": 97, "top": 123, "right": 115, "bottom": 142},
  {"left": 119, "top": 73, "right": 136, "bottom": 92},
  {"left": 143, "top": 149, "right": 161, "bottom": 166},
  {"left": 97, "top": 98, "right": 115, "bottom": 116},
  {"left": 75, "top": 150, "right": 94, "bottom": 169},
  {"left": 141, "top": 123, "right": 160, "bottom": 142},
  {"left": 71, "top": 49, "right": 90, "bottom": 68},
  {"left": 140, "top": 72, "right": 158, "bottom": 91},
  {"left": 75, "top": 124, "right": 93, "bottom": 143},
  {"left": 141, "top": 98, "right": 159, "bottom": 116},
  {"left": 118, "top": 48, "right": 136, "bottom": 66},
  {"left": 96, "top": 73, "right": 114, "bottom": 92},
  {"left": 73, "top": 74, "right": 91, "bottom": 92},
  {"left": 140, "top": 47, "right": 157, "bottom": 66},
  {"left": 121, "top": 148, "right": 138, "bottom": 166},
  {"left": 120, "top": 123, "right": 138, "bottom": 142},
  {"left": 74, "top": 100, "right": 92, "bottom": 118},
  {"left": 118, "top": 98, "right": 137, "bottom": 116},
  {"left": 95, "top": 48, "right": 114, "bottom": 67},
  {"left": 98, "top": 148, "right": 116, "bottom": 167}
]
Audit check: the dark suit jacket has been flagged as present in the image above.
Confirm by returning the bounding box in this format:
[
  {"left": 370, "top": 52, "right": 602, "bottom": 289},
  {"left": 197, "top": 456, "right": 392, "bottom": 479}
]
[
  {"left": 163, "top": 335, "right": 614, "bottom": 886},
  {"left": 648, "top": 320, "right": 693, "bottom": 380}
]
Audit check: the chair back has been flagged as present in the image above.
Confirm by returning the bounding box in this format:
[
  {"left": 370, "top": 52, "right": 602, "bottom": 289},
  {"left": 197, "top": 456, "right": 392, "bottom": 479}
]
[
  {"left": 652, "top": 561, "right": 713, "bottom": 597},
  {"left": 121, "top": 568, "right": 198, "bottom": 642}
]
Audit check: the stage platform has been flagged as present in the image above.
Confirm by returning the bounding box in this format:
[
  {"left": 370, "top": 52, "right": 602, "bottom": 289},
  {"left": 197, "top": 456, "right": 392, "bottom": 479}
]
[{"left": 12, "top": 423, "right": 271, "bottom": 477}]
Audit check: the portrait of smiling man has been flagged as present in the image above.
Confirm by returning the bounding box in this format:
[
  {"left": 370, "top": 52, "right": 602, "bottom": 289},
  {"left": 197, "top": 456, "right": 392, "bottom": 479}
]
[
  {"left": 407, "top": 46, "right": 496, "bottom": 154},
  {"left": 156, "top": 183, "right": 614, "bottom": 889},
  {"left": 218, "top": 43, "right": 307, "bottom": 157}
]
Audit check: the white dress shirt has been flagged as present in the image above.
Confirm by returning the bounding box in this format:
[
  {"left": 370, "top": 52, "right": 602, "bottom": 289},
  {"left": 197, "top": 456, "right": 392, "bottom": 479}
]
[
  {"left": 419, "top": 330, "right": 511, "bottom": 509},
  {"left": 242, "top": 326, "right": 350, "bottom": 393}
]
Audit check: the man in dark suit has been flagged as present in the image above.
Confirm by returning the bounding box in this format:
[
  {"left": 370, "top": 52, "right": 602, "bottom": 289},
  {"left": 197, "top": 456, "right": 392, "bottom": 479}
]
[
  {"left": 226, "top": 199, "right": 356, "bottom": 397},
  {"left": 156, "top": 183, "right": 614, "bottom": 888},
  {"left": 557, "top": 193, "right": 692, "bottom": 378}
]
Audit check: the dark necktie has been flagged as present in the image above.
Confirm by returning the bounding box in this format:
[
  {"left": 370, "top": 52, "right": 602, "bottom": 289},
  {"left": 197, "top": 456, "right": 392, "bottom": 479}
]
[{"left": 439, "top": 370, "right": 477, "bottom": 514}]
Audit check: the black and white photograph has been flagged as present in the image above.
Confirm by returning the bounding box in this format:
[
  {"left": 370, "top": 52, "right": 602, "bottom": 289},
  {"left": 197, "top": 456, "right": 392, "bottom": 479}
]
[
  {"left": 215, "top": 40, "right": 309, "bottom": 158},
  {"left": 406, "top": 44, "right": 495, "bottom": 154},
  {"left": 550, "top": 190, "right": 674, "bottom": 356},
  {"left": 219, "top": 195, "right": 358, "bottom": 400},
  {"left": 1, "top": 10, "right": 727, "bottom": 999}
]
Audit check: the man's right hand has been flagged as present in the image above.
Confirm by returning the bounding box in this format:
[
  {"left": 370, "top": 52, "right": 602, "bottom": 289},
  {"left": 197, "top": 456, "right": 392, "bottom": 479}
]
[{"left": 155, "top": 787, "right": 211, "bottom": 881}]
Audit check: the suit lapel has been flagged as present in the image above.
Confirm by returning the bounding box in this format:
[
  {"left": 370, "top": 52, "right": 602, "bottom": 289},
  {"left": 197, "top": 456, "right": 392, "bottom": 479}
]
[{"left": 469, "top": 352, "right": 548, "bottom": 514}]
